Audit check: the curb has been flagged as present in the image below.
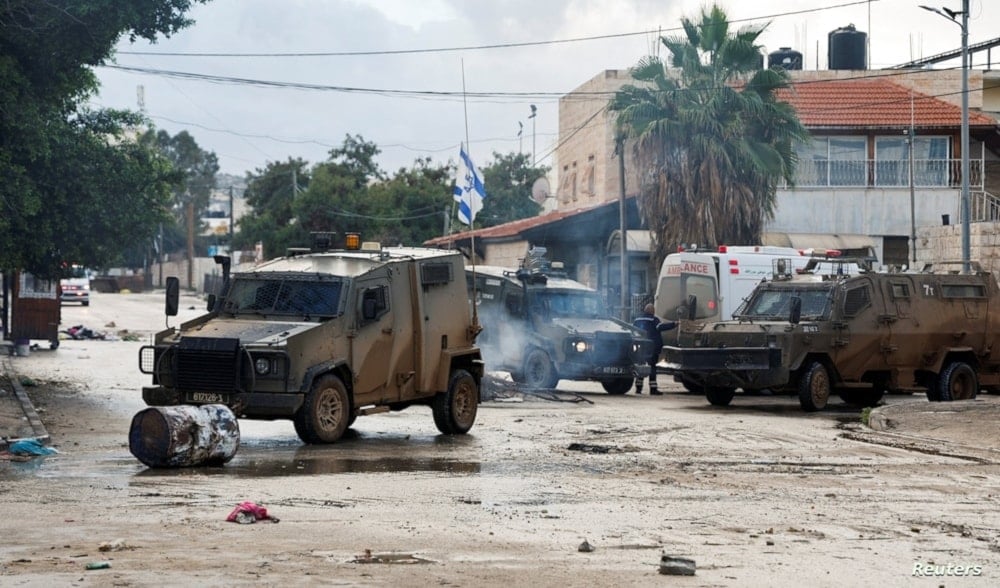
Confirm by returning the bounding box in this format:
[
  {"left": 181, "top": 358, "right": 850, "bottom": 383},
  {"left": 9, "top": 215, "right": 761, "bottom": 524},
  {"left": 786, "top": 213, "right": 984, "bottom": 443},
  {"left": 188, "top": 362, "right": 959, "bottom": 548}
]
[{"left": 0, "top": 354, "right": 50, "bottom": 448}]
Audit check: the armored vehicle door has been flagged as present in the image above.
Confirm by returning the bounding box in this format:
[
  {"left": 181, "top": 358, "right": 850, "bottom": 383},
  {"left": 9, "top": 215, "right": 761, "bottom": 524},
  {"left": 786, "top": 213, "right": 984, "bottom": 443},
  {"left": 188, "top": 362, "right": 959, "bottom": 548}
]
[
  {"left": 831, "top": 279, "right": 883, "bottom": 381},
  {"left": 878, "top": 277, "right": 919, "bottom": 377},
  {"left": 939, "top": 277, "right": 989, "bottom": 352},
  {"left": 351, "top": 273, "right": 407, "bottom": 402}
]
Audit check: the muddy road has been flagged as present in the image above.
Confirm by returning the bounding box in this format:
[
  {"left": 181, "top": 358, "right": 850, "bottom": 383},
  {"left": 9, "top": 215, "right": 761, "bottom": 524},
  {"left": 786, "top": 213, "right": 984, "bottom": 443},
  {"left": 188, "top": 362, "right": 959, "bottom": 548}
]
[{"left": 2, "top": 290, "right": 999, "bottom": 586}]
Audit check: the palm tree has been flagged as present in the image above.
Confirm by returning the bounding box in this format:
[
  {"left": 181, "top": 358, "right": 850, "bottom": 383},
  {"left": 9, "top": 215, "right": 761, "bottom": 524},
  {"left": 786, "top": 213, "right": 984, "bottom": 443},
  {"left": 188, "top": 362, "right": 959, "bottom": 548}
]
[{"left": 610, "top": 4, "right": 808, "bottom": 268}]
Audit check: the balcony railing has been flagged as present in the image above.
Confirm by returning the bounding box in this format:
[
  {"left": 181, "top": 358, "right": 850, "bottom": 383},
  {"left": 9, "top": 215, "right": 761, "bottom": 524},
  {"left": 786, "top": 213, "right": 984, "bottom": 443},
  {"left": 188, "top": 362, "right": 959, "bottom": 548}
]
[
  {"left": 972, "top": 191, "right": 1000, "bottom": 222},
  {"left": 792, "top": 159, "right": 984, "bottom": 189}
]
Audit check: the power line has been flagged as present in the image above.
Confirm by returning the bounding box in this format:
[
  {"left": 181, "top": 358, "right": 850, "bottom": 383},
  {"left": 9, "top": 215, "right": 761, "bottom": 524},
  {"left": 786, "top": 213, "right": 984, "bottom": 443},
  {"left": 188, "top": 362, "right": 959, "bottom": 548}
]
[
  {"left": 115, "top": 1, "right": 880, "bottom": 58},
  {"left": 100, "top": 64, "right": 566, "bottom": 102}
]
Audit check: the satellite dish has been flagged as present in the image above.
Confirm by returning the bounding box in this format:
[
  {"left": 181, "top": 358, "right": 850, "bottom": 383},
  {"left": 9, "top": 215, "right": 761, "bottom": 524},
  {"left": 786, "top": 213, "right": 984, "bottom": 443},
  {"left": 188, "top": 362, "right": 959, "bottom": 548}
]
[{"left": 530, "top": 177, "right": 550, "bottom": 204}]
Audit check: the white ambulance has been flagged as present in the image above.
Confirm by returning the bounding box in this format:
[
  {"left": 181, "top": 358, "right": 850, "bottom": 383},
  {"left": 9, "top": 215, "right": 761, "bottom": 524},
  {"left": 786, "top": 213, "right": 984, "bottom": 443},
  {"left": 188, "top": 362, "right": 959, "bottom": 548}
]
[{"left": 654, "top": 245, "right": 855, "bottom": 324}]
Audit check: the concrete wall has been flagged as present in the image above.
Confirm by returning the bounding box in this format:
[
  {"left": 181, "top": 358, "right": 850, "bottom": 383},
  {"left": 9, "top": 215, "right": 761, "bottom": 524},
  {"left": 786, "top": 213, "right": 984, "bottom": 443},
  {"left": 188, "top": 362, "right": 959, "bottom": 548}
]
[
  {"left": 148, "top": 258, "right": 227, "bottom": 292},
  {"left": 555, "top": 70, "right": 636, "bottom": 210},
  {"left": 482, "top": 240, "right": 530, "bottom": 269},
  {"left": 917, "top": 221, "right": 1000, "bottom": 273},
  {"left": 768, "top": 188, "right": 961, "bottom": 236}
]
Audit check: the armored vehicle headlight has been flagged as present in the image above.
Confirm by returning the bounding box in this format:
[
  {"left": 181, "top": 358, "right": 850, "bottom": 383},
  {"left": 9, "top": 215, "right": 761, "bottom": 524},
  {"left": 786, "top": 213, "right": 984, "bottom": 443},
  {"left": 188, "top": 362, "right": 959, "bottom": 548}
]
[
  {"left": 574, "top": 340, "right": 589, "bottom": 353},
  {"left": 255, "top": 357, "right": 271, "bottom": 375}
]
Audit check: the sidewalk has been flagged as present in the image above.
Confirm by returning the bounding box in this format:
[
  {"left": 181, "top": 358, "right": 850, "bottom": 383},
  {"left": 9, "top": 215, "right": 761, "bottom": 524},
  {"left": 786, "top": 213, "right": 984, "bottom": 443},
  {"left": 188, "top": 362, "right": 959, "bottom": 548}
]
[{"left": 0, "top": 352, "right": 50, "bottom": 450}]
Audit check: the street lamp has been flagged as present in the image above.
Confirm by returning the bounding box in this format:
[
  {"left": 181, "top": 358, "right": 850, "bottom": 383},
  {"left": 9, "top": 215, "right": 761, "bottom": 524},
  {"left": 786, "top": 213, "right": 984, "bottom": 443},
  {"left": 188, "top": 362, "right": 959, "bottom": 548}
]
[{"left": 920, "top": 1, "right": 970, "bottom": 272}]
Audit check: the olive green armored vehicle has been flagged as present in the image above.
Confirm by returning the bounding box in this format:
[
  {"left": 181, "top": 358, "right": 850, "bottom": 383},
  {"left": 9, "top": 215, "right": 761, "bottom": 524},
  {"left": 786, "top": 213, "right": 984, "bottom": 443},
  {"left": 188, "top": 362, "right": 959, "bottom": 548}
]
[
  {"left": 139, "top": 234, "right": 483, "bottom": 443},
  {"left": 663, "top": 259, "right": 1000, "bottom": 411},
  {"left": 467, "top": 246, "right": 653, "bottom": 394}
]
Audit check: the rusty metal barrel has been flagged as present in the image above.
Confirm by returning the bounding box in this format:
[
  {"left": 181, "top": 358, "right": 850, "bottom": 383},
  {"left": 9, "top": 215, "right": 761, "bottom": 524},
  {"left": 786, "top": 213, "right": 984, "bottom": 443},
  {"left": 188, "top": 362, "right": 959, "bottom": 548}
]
[{"left": 129, "top": 404, "right": 240, "bottom": 468}]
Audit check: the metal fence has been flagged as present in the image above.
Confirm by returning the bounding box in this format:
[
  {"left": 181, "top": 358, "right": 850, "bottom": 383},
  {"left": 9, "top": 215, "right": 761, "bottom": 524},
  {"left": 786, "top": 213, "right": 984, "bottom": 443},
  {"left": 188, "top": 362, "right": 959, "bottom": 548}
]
[{"left": 792, "top": 158, "right": 984, "bottom": 189}]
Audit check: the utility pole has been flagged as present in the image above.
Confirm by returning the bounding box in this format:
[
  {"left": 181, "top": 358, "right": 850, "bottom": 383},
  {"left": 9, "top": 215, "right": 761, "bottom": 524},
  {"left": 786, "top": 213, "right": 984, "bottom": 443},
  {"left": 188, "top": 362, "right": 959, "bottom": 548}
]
[
  {"left": 228, "top": 185, "right": 234, "bottom": 247},
  {"left": 186, "top": 200, "right": 195, "bottom": 291},
  {"left": 617, "top": 137, "right": 628, "bottom": 321},
  {"left": 529, "top": 105, "right": 537, "bottom": 165}
]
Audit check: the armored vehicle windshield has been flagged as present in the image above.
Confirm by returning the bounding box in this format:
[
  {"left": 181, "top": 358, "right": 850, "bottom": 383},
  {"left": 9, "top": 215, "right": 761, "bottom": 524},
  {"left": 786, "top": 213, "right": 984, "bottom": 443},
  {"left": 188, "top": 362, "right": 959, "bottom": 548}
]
[
  {"left": 535, "top": 289, "right": 603, "bottom": 319},
  {"left": 736, "top": 283, "right": 835, "bottom": 321},
  {"left": 222, "top": 273, "right": 345, "bottom": 318}
]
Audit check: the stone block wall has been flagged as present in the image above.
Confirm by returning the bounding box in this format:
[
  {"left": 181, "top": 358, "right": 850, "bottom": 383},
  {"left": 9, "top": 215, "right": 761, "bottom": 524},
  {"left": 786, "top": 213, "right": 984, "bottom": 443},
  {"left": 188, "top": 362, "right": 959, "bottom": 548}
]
[{"left": 916, "top": 221, "right": 1000, "bottom": 273}]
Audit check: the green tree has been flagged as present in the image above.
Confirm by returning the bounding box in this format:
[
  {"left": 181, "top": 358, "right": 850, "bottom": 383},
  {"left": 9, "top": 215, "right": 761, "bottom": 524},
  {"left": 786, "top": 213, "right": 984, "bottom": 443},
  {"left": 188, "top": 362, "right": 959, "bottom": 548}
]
[
  {"left": 368, "top": 157, "right": 454, "bottom": 245},
  {"left": 138, "top": 129, "right": 219, "bottom": 217},
  {"left": 0, "top": 0, "right": 206, "bottom": 277},
  {"left": 478, "top": 152, "right": 546, "bottom": 228},
  {"left": 609, "top": 4, "right": 808, "bottom": 269},
  {"left": 235, "top": 158, "right": 310, "bottom": 258},
  {"left": 293, "top": 135, "right": 384, "bottom": 240}
]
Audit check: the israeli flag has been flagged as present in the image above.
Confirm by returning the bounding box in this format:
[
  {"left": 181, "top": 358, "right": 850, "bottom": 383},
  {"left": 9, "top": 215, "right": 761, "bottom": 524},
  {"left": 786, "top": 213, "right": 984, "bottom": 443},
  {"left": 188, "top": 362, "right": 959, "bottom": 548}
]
[{"left": 453, "top": 145, "right": 486, "bottom": 226}]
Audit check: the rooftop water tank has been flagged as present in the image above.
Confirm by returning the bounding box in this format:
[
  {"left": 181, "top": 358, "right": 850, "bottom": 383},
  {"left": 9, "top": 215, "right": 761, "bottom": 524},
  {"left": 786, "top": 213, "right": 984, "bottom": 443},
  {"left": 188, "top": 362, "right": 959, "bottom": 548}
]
[
  {"left": 768, "top": 47, "right": 803, "bottom": 70},
  {"left": 828, "top": 24, "right": 867, "bottom": 70}
]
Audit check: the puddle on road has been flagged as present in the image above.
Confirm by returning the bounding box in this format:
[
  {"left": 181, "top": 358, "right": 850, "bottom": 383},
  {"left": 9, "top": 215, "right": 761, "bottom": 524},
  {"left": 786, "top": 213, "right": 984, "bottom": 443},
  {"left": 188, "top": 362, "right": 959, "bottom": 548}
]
[
  {"left": 2, "top": 430, "right": 483, "bottom": 480},
  {"left": 136, "top": 452, "right": 483, "bottom": 478}
]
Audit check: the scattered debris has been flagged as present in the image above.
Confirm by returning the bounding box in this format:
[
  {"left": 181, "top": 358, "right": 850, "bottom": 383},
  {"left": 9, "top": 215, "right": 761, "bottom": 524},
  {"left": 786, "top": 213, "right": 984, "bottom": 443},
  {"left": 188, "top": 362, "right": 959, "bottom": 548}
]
[
  {"left": 18, "top": 377, "right": 37, "bottom": 387},
  {"left": 567, "top": 443, "right": 616, "bottom": 454},
  {"left": 8, "top": 438, "right": 58, "bottom": 456},
  {"left": 85, "top": 561, "right": 111, "bottom": 570},
  {"left": 350, "top": 550, "right": 432, "bottom": 564},
  {"left": 480, "top": 374, "right": 594, "bottom": 404},
  {"left": 659, "top": 555, "right": 696, "bottom": 576},
  {"left": 226, "top": 501, "right": 279, "bottom": 524},
  {"left": 578, "top": 539, "right": 595, "bottom": 553},
  {"left": 62, "top": 325, "right": 106, "bottom": 340},
  {"left": 98, "top": 539, "right": 129, "bottom": 552}
]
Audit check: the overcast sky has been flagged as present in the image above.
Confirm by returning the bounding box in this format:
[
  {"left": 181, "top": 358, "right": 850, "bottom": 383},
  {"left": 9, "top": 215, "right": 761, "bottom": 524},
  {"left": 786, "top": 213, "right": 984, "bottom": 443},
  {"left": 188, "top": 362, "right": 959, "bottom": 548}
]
[{"left": 92, "top": 0, "right": 999, "bottom": 180}]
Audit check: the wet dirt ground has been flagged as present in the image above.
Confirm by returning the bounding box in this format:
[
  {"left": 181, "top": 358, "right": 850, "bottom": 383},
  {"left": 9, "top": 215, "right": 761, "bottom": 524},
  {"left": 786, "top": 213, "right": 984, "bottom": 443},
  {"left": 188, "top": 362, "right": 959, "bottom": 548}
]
[{"left": 2, "top": 291, "right": 1000, "bottom": 587}]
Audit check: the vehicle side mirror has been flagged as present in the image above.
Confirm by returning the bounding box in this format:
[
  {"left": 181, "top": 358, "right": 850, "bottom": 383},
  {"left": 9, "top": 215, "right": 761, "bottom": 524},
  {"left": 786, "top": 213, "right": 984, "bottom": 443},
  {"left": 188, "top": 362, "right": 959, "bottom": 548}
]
[
  {"left": 207, "top": 293, "right": 217, "bottom": 312},
  {"left": 789, "top": 296, "right": 802, "bottom": 324},
  {"left": 165, "top": 277, "right": 180, "bottom": 317}
]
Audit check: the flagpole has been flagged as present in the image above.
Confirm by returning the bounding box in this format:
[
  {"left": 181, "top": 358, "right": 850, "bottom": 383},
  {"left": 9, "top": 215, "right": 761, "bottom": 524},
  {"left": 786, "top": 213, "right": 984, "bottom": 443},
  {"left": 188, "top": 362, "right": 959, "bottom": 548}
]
[{"left": 461, "top": 58, "right": 480, "bottom": 332}]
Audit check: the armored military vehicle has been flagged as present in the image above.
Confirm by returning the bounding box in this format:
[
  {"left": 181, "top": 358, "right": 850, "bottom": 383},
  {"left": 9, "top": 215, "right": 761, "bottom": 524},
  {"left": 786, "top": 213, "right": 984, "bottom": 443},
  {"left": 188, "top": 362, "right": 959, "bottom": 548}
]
[
  {"left": 662, "top": 259, "right": 1000, "bottom": 411},
  {"left": 139, "top": 233, "right": 484, "bottom": 443},
  {"left": 467, "top": 246, "right": 653, "bottom": 394}
]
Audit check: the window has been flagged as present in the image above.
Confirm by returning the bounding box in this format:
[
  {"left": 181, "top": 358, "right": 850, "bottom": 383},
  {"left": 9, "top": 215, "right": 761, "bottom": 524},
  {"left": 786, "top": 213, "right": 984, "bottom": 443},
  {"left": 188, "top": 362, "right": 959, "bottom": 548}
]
[
  {"left": 360, "top": 285, "right": 389, "bottom": 323},
  {"left": 890, "top": 282, "right": 910, "bottom": 299},
  {"left": 224, "top": 276, "right": 343, "bottom": 317},
  {"left": 796, "top": 136, "right": 867, "bottom": 186},
  {"left": 843, "top": 286, "right": 871, "bottom": 317},
  {"left": 875, "top": 136, "right": 949, "bottom": 187},
  {"left": 941, "top": 284, "right": 986, "bottom": 298}
]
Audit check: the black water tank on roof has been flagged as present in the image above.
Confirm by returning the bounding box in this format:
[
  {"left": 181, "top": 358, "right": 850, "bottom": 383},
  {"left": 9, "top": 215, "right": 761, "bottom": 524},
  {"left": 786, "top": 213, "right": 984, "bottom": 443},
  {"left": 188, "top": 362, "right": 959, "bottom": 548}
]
[
  {"left": 828, "top": 24, "right": 867, "bottom": 70},
  {"left": 768, "top": 47, "right": 803, "bottom": 70}
]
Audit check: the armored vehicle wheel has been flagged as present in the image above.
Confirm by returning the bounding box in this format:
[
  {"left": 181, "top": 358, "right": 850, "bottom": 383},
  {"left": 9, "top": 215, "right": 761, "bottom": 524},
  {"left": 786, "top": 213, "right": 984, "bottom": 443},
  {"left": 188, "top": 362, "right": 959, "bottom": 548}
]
[
  {"left": 705, "top": 387, "right": 735, "bottom": 406},
  {"left": 523, "top": 348, "right": 558, "bottom": 389},
  {"left": 433, "top": 369, "right": 479, "bottom": 434},
  {"left": 939, "top": 361, "right": 978, "bottom": 401},
  {"left": 798, "top": 362, "right": 831, "bottom": 412},
  {"left": 601, "top": 378, "right": 632, "bottom": 395},
  {"left": 293, "top": 374, "right": 351, "bottom": 444}
]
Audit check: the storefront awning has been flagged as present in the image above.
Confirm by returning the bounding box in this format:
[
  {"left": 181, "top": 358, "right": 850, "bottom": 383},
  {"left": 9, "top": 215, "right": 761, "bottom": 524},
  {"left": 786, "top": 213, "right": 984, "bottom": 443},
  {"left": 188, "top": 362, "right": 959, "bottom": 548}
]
[
  {"left": 763, "top": 232, "right": 876, "bottom": 252},
  {"left": 606, "top": 230, "right": 651, "bottom": 254}
]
